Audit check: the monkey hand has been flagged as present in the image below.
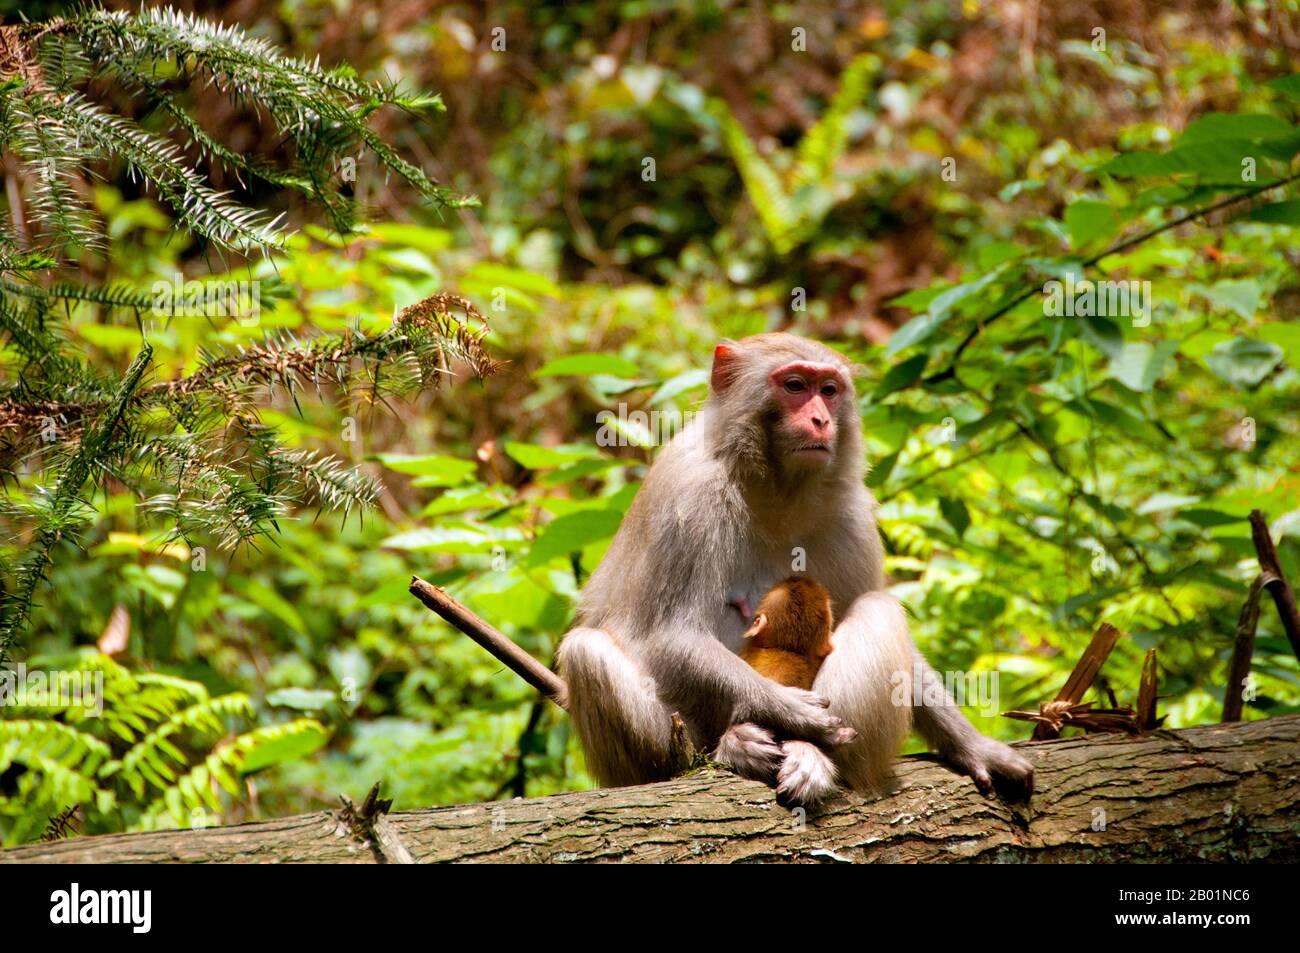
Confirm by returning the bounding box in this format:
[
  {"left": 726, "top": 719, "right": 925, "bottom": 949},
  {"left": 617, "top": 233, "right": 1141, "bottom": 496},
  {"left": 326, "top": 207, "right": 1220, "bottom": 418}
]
[
  {"left": 754, "top": 685, "right": 857, "bottom": 748},
  {"left": 949, "top": 736, "right": 1034, "bottom": 801}
]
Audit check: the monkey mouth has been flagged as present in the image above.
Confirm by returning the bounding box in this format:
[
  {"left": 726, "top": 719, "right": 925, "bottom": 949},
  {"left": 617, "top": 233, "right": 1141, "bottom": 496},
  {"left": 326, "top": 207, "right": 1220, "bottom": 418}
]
[{"left": 793, "top": 443, "right": 831, "bottom": 454}]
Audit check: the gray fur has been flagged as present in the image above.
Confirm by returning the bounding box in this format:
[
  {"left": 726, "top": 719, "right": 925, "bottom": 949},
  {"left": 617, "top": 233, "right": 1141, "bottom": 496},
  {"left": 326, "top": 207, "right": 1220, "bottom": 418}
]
[{"left": 558, "top": 333, "right": 1034, "bottom": 806}]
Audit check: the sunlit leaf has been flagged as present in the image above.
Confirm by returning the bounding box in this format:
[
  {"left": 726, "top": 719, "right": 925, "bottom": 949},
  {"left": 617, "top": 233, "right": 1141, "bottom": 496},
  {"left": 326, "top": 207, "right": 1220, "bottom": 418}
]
[
  {"left": 1205, "top": 338, "right": 1284, "bottom": 388},
  {"left": 535, "top": 353, "right": 639, "bottom": 378}
]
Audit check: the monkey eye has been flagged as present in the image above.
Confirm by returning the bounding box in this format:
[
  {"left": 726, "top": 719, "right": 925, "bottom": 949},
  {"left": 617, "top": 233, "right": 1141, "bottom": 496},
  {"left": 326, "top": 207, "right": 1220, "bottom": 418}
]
[
  {"left": 820, "top": 383, "right": 838, "bottom": 398},
  {"left": 783, "top": 378, "right": 807, "bottom": 393}
]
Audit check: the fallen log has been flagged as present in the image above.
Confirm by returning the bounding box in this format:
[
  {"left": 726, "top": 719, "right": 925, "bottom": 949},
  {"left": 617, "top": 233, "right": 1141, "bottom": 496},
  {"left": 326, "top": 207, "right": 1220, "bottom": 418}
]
[{"left": 5, "top": 715, "right": 1298, "bottom": 864}]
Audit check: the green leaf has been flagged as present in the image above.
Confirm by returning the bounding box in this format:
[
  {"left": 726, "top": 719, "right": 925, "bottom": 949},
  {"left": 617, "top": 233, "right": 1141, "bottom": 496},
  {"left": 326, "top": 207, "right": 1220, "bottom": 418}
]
[
  {"left": 865, "top": 451, "right": 899, "bottom": 489},
  {"left": 421, "top": 484, "right": 511, "bottom": 516},
  {"left": 467, "top": 262, "right": 563, "bottom": 299},
  {"left": 648, "top": 369, "right": 710, "bottom": 406},
  {"left": 1108, "top": 340, "right": 1180, "bottom": 392},
  {"left": 1176, "top": 113, "right": 1296, "bottom": 146},
  {"left": 1053, "top": 585, "right": 1129, "bottom": 624},
  {"left": 1266, "top": 73, "right": 1300, "bottom": 100},
  {"left": 523, "top": 509, "right": 624, "bottom": 567},
  {"left": 536, "top": 353, "right": 640, "bottom": 378},
  {"left": 886, "top": 263, "right": 1020, "bottom": 357},
  {"left": 539, "top": 458, "right": 623, "bottom": 486},
  {"left": 939, "top": 497, "right": 971, "bottom": 538},
  {"left": 588, "top": 375, "right": 656, "bottom": 399},
  {"left": 77, "top": 324, "right": 143, "bottom": 351},
  {"left": 376, "top": 454, "right": 477, "bottom": 485},
  {"left": 503, "top": 441, "right": 602, "bottom": 469},
  {"left": 1180, "top": 508, "right": 1243, "bottom": 528},
  {"left": 1191, "top": 279, "right": 1263, "bottom": 321},
  {"left": 884, "top": 309, "right": 948, "bottom": 356},
  {"left": 380, "top": 524, "right": 526, "bottom": 553},
  {"left": 1247, "top": 200, "right": 1300, "bottom": 225},
  {"left": 975, "top": 241, "right": 1027, "bottom": 268},
  {"left": 237, "top": 721, "right": 328, "bottom": 773},
  {"left": 1136, "top": 493, "right": 1201, "bottom": 515},
  {"left": 1079, "top": 314, "right": 1124, "bottom": 359},
  {"left": 1065, "top": 397, "right": 1161, "bottom": 440},
  {"left": 266, "top": 688, "right": 336, "bottom": 711},
  {"left": 998, "top": 179, "right": 1043, "bottom": 201},
  {"left": 1258, "top": 323, "right": 1300, "bottom": 364},
  {"left": 236, "top": 581, "right": 308, "bottom": 635},
  {"left": 887, "top": 282, "right": 949, "bottom": 312},
  {"left": 1099, "top": 138, "right": 1298, "bottom": 179},
  {"left": 1205, "top": 338, "right": 1285, "bottom": 389},
  {"left": 470, "top": 574, "right": 565, "bottom": 629},
  {"left": 872, "top": 354, "right": 927, "bottom": 399},
  {"left": 1064, "top": 200, "right": 1120, "bottom": 248}
]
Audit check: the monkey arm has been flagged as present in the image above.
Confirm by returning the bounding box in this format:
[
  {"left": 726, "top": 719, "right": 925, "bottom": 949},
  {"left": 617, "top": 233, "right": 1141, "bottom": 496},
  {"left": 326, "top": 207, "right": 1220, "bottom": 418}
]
[
  {"left": 909, "top": 651, "right": 984, "bottom": 755},
  {"left": 816, "top": 592, "right": 1031, "bottom": 799},
  {"left": 645, "top": 628, "right": 849, "bottom": 746},
  {"left": 909, "top": 648, "right": 1035, "bottom": 799}
]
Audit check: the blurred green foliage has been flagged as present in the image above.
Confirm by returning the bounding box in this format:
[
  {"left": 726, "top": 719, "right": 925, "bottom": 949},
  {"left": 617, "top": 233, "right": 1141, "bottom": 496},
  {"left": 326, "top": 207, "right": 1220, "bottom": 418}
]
[{"left": 4, "top": 1, "right": 1300, "bottom": 843}]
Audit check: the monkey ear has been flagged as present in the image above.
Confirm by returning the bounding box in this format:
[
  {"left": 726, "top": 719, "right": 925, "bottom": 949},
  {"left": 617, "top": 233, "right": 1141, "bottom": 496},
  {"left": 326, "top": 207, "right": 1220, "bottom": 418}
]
[
  {"left": 711, "top": 343, "right": 739, "bottom": 394},
  {"left": 743, "top": 612, "right": 767, "bottom": 639},
  {"left": 817, "top": 600, "right": 835, "bottom": 656}
]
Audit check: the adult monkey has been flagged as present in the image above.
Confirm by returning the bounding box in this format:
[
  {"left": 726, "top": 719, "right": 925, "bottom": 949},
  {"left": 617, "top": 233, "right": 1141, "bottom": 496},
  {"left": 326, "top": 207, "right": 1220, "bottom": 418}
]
[{"left": 558, "top": 333, "right": 1034, "bottom": 805}]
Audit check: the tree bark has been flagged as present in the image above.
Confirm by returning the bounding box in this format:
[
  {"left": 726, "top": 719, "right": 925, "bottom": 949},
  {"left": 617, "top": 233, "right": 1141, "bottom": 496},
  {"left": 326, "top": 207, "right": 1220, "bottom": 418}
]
[{"left": 5, "top": 716, "right": 1299, "bottom": 864}]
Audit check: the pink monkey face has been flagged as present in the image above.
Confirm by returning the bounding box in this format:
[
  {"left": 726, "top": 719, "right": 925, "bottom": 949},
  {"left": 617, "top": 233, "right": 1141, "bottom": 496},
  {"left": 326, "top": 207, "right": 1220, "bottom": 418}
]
[{"left": 767, "top": 360, "right": 846, "bottom": 465}]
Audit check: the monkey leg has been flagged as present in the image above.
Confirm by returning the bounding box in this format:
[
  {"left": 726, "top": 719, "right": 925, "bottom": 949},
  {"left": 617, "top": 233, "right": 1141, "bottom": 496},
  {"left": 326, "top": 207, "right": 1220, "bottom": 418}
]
[
  {"left": 773, "top": 740, "right": 841, "bottom": 806},
  {"left": 814, "top": 592, "right": 915, "bottom": 793},
  {"left": 712, "top": 722, "right": 784, "bottom": 783},
  {"left": 555, "top": 627, "right": 678, "bottom": 787}
]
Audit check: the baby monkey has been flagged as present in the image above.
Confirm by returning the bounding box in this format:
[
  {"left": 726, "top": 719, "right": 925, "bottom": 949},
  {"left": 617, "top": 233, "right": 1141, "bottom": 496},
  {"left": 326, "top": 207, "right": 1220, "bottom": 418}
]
[{"left": 740, "top": 576, "right": 834, "bottom": 690}]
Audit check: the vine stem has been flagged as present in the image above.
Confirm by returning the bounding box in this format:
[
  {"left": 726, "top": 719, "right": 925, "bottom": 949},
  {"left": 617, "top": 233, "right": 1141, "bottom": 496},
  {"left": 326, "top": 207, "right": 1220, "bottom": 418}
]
[{"left": 924, "top": 169, "right": 1300, "bottom": 385}]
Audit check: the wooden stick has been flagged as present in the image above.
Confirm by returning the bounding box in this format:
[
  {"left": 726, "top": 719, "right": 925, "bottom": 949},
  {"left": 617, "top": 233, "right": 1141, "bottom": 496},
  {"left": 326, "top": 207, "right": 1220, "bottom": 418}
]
[
  {"left": 1222, "top": 573, "right": 1270, "bottom": 723},
  {"left": 337, "top": 783, "right": 415, "bottom": 864},
  {"left": 1249, "top": 509, "right": 1300, "bottom": 660},
  {"left": 1032, "top": 622, "right": 1122, "bottom": 740},
  {"left": 408, "top": 576, "right": 568, "bottom": 709},
  {"left": 1137, "top": 648, "right": 1160, "bottom": 731}
]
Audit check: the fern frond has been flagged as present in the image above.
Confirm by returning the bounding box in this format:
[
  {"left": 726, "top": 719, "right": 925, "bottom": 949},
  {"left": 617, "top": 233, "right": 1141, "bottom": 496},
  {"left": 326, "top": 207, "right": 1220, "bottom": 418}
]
[
  {"left": 793, "top": 53, "right": 880, "bottom": 188},
  {"left": 104, "top": 693, "right": 253, "bottom": 799},
  {"left": 0, "top": 719, "right": 112, "bottom": 774},
  {"left": 709, "top": 100, "right": 800, "bottom": 253}
]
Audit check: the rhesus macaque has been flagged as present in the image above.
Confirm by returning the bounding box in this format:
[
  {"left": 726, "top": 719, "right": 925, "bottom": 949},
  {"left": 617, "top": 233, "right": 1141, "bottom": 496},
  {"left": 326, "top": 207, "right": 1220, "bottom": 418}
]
[
  {"left": 740, "top": 576, "right": 835, "bottom": 691},
  {"left": 558, "top": 333, "right": 1034, "bottom": 806}
]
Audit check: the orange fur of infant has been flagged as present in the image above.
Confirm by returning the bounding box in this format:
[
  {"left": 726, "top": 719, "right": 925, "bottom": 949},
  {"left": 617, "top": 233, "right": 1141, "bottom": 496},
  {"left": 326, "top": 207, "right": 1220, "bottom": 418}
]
[{"left": 739, "top": 577, "right": 834, "bottom": 690}]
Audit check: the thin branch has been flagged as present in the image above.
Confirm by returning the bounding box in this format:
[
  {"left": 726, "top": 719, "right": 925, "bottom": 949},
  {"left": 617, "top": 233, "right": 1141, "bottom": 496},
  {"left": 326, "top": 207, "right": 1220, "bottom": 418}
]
[
  {"left": 1222, "top": 573, "right": 1271, "bottom": 723},
  {"left": 408, "top": 576, "right": 567, "bottom": 707},
  {"left": 1249, "top": 509, "right": 1300, "bottom": 660},
  {"left": 924, "top": 171, "right": 1300, "bottom": 385},
  {"left": 1030, "top": 622, "right": 1123, "bottom": 740}
]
